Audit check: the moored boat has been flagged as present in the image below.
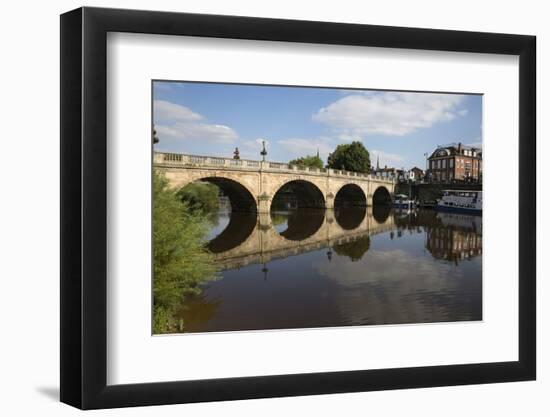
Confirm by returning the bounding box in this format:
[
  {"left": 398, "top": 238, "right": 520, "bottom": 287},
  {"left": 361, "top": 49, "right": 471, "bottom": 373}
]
[
  {"left": 393, "top": 194, "right": 416, "bottom": 210},
  {"left": 435, "top": 190, "right": 482, "bottom": 215}
]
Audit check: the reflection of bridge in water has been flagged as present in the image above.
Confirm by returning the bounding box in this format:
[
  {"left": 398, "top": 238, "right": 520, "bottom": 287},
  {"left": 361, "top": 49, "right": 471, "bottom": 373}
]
[
  {"left": 210, "top": 207, "right": 395, "bottom": 270},
  {"left": 209, "top": 208, "right": 483, "bottom": 270}
]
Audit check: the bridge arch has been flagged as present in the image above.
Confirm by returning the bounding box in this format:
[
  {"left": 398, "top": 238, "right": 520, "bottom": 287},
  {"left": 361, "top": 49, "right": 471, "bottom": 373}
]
[
  {"left": 372, "top": 185, "right": 392, "bottom": 206},
  {"left": 270, "top": 179, "right": 326, "bottom": 210},
  {"left": 175, "top": 175, "right": 257, "bottom": 212},
  {"left": 334, "top": 183, "right": 367, "bottom": 207}
]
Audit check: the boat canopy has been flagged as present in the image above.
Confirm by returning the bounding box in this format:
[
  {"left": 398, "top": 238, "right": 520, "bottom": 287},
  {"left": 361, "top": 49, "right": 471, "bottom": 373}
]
[
  {"left": 443, "top": 190, "right": 482, "bottom": 193},
  {"left": 395, "top": 194, "right": 409, "bottom": 199}
]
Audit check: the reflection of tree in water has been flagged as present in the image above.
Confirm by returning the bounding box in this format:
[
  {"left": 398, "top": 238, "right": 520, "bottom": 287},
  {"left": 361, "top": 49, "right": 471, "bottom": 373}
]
[
  {"left": 333, "top": 235, "right": 370, "bottom": 262},
  {"left": 270, "top": 212, "right": 288, "bottom": 227},
  {"left": 334, "top": 207, "right": 366, "bottom": 230},
  {"left": 175, "top": 294, "right": 222, "bottom": 333}
]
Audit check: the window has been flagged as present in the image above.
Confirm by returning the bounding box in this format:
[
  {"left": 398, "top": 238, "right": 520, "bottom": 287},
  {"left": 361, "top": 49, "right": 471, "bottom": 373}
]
[
  {"left": 442, "top": 159, "right": 446, "bottom": 168},
  {"left": 450, "top": 159, "right": 454, "bottom": 168}
]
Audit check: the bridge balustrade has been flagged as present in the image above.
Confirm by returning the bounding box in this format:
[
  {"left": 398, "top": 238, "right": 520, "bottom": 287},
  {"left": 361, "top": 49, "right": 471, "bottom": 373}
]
[
  {"left": 189, "top": 155, "right": 207, "bottom": 164},
  {"left": 210, "top": 157, "right": 226, "bottom": 165},
  {"left": 162, "top": 152, "right": 183, "bottom": 162},
  {"left": 154, "top": 152, "right": 395, "bottom": 183}
]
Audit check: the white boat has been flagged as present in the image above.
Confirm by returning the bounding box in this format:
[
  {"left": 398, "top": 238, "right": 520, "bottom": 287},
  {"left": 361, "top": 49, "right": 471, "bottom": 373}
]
[
  {"left": 393, "top": 194, "right": 416, "bottom": 210},
  {"left": 436, "top": 190, "right": 482, "bottom": 215}
]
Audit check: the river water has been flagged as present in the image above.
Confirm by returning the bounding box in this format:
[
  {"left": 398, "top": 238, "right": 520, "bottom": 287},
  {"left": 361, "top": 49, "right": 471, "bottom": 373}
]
[{"left": 177, "top": 207, "right": 482, "bottom": 333}]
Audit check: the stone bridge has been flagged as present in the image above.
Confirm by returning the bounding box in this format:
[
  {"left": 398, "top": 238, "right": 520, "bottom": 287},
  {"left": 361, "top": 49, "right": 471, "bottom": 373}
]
[
  {"left": 208, "top": 207, "right": 396, "bottom": 270},
  {"left": 154, "top": 152, "right": 396, "bottom": 213}
]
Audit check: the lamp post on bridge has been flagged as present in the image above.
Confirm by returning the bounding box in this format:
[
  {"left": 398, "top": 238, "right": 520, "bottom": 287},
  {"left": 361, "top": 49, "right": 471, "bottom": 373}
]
[{"left": 260, "top": 140, "right": 267, "bottom": 161}]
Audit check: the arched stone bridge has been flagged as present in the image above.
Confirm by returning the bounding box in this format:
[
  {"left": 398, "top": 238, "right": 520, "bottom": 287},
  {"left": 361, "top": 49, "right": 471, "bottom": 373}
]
[{"left": 154, "top": 152, "right": 396, "bottom": 213}]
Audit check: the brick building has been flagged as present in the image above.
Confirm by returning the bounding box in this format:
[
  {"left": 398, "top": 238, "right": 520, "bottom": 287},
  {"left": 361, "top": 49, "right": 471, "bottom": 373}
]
[
  {"left": 376, "top": 166, "right": 405, "bottom": 181},
  {"left": 426, "top": 143, "right": 482, "bottom": 183}
]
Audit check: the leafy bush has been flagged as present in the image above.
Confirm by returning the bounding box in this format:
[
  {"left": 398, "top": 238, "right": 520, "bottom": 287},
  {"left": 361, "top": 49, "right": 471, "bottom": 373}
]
[
  {"left": 289, "top": 155, "right": 324, "bottom": 169},
  {"left": 153, "top": 172, "right": 218, "bottom": 333},
  {"left": 176, "top": 181, "right": 220, "bottom": 214}
]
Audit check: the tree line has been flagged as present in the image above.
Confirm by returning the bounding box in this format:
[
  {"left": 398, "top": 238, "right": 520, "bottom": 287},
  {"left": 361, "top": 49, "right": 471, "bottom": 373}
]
[{"left": 289, "top": 141, "right": 371, "bottom": 173}]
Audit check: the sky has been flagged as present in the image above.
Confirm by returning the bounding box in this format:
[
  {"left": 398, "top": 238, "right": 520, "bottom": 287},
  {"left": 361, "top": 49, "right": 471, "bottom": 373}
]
[{"left": 153, "top": 81, "right": 482, "bottom": 170}]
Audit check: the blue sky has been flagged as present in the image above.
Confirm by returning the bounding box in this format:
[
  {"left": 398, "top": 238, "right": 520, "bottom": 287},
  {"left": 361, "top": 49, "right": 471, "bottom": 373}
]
[{"left": 153, "top": 81, "right": 482, "bottom": 170}]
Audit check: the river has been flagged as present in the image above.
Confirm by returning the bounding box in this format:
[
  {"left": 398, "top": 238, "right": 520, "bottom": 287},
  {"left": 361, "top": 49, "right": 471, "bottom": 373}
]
[{"left": 177, "top": 207, "right": 482, "bottom": 333}]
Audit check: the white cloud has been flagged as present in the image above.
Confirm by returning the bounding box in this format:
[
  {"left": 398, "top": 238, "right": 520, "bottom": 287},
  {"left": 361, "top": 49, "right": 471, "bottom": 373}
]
[
  {"left": 370, "top": 149, "right": 405, "bottom": 168},
  {"left": 156, "top": 122, "right": 237, "bottom": 144},
  {"left": 278, "top": 137, "right": 333, "bottom": 160},
  {"left": 314, "top": 248, "right": 480, "bottom": 324},
  {"left": 312, "top": 91, "right": 467, "bottom": 137},
  {"left": 154, "top": 100, "right": 237, "bottom": 144},
  {"left": 154, "top": 100, "right": 202, "bottom": 122},
  {"left": 317, "top": 248, "right": 457, "bottom": 289},
  {"left": 336, "top": 132, "right": 362, "bottom": 142},
  {"left": 242, "top": 138, "right": 269, "bottom": 149}
]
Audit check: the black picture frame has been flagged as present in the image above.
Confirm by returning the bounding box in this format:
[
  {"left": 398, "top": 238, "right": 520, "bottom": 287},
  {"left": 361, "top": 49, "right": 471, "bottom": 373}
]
[{"left": 60, "top": 6, "right": 536, "bottom": 410}]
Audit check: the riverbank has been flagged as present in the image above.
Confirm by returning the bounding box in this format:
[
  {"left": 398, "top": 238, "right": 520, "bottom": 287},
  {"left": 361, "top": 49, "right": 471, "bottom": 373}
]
[{"left": 395, "top": 182, "right": 482, "bottom": 204}]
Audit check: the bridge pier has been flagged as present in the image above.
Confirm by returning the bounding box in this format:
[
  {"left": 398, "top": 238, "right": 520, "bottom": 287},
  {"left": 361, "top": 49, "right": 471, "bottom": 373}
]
[
  {"left": 258, "top": 197, "right": 271, "bottom": 214},
  {"left": 258, "top": 212, "right": 272, "bottom": 229},
  {"left": 325, "top": 193, "right": 334, "bottom": 210}
]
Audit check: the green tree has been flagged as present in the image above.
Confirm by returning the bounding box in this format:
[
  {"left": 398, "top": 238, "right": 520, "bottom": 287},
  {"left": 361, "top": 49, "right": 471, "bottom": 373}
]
[
  {"left": 176, "top": 182, "right": 220, "bottom": 214},
  {"left": 289, "top": 155, "right": 324, "bottom": 169},
  {"left": 327, "top": 141, "right": 371, "bottom": 173},
  {"left": 153, "top": 171, "right": 218, "bottom": 333}
]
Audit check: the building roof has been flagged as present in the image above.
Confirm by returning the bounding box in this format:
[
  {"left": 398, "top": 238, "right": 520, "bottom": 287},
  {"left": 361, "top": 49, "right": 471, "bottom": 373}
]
[{"left": 428, "top": 142, "right": 482, "bottom": 159}]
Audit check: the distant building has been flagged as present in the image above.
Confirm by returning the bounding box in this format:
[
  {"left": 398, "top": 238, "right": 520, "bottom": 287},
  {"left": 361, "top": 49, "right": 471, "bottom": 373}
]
[
  {"left": 375, "top": 165, "right": 405, "bottom": 181},
  {"left": 426, "top": 143, "right": 482, "bottom": 183},
  {"left": 406, "top": 167, "right": 424, "bottom": 182}
]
